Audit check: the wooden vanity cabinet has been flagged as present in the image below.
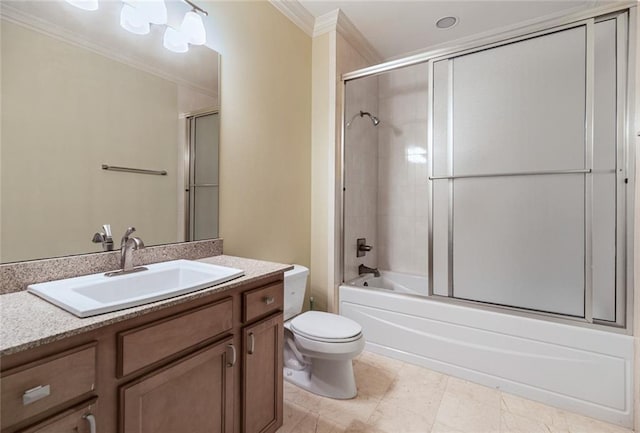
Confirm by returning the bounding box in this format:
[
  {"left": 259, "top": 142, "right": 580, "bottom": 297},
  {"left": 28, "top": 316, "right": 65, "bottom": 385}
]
[{"left": 0, "top": 273, "right": 285, "bottom": 433}]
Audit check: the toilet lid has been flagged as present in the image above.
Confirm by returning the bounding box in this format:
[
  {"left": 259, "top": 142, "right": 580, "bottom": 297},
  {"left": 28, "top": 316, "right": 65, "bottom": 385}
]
[{"left": 290, "top": 311, "right": 362, "bottom": 341}]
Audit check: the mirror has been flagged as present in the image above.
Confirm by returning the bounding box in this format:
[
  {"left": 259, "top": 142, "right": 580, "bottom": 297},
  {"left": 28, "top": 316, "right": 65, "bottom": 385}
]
[{"left": 0, "top": 0, "right": 220, "bottom": 263}]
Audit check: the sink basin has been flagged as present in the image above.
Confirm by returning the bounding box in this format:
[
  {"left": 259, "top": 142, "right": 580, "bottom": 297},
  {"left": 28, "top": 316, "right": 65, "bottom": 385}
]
[{"left": 27, "top": 260, "right": 244, "bottom": 318}]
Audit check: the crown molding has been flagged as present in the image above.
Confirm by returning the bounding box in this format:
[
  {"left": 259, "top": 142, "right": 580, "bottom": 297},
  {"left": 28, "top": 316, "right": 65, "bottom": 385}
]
[
  {"left": 313, "top": 9, "right": 340, "bottom": 37},
  {"left": 0, "top": 3, "right": 217, "bottom": 98},
  {"left": 268, "top": 0, "right": 315, "bottom": 36},
  {"left": 314, "top": 9, "right": 381, "bottom": 65},
  {"left": 268, "top": 1, "right": 382, "bottom": 65}
]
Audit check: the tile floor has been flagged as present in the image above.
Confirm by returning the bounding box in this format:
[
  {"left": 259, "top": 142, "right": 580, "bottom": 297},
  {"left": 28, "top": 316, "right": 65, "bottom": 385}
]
[{"left": 276, "top": 351, "right": 633, "bottom": 433}]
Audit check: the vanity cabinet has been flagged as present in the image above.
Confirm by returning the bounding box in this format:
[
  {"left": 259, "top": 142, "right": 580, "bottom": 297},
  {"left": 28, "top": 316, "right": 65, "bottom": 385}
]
[{"left": 1, "top": 273, "right": 285, "bottom": 433}]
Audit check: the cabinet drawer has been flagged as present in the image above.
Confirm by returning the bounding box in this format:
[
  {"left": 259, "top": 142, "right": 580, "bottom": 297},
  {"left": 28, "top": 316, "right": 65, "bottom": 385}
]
[
  {"left": 19, "top": 397, "right": 97, "bottom": 433},
  {"left": 118, "top": 298, "right": 233, "bottom": 377},
  {"left": 1, "top": 343, "right": 96, "bottom": 429},
  {"left": 243, "top": 283, "right": 283, "bottom": 323}
]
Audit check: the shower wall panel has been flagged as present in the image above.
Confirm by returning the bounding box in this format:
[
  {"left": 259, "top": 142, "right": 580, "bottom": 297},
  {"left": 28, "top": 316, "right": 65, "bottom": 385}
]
[{"left": 344, "top": 75, "right": 379, "bottom": 281}]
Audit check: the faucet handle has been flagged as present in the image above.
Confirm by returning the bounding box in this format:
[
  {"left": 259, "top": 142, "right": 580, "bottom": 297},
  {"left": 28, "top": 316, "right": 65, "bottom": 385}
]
[{"left": 102, "top": 224, "right": 112, "bottom": 237}]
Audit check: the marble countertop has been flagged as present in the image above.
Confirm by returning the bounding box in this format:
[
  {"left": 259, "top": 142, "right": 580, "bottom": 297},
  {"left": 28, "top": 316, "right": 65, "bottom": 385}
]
[{"left": 0, "top": 255, "right": 292, "bottom": 356}]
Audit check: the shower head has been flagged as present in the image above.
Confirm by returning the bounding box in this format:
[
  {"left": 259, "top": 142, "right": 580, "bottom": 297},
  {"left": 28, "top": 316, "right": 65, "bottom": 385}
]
[{"left": 360, "top": 111, "right": 380, "bottom": 126}]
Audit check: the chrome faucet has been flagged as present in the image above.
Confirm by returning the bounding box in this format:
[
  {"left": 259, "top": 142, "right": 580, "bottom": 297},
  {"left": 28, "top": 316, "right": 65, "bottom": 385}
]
[
  {"left": 92, "top": 224, "right": 114, "bottom": 251},
  {"left": 358, "top": 264, "right": 380, "bottom": 277},
  {"left": 105, "top": 227, "right": 147, "bottom": 277}
]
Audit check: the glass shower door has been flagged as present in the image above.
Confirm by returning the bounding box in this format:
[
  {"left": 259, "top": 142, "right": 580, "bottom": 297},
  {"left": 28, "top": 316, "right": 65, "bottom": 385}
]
[
  {"left": 187, "top": 111, "right": 219, "bottom": 241},
  {"left": 429, "top": 15, "right": 625, "bottom": 322}
]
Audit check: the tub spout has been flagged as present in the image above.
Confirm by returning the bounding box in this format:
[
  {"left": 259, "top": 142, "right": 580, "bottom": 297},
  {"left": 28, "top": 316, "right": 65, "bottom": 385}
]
[{"left": 358, "top": 264, "right": 380, "bottom": 277}]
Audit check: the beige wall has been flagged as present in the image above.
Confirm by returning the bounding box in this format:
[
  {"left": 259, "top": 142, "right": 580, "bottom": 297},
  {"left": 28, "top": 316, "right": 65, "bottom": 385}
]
[
  {"left": 206, "top": 1, "right": 311, "bottom": 268},
  {"left": 1, "top": 20, "right": 179, "bottom": 262}
]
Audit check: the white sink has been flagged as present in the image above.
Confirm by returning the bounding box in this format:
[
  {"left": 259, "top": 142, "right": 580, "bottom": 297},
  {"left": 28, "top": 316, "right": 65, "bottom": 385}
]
[{"left": 27, "top": 260, "right": 244, "bottom": 318}]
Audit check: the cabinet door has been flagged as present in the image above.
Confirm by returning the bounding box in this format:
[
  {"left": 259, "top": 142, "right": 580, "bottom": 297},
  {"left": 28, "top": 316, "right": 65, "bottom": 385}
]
[
  {"left": 120, "top": 337, "right": 234, "bottom": 433},
  {"left": 242, "top": 314, "right": 283, "bottom": 433},
  {"left": 18, "top": 398, "right": 97, "bottom": 433}
]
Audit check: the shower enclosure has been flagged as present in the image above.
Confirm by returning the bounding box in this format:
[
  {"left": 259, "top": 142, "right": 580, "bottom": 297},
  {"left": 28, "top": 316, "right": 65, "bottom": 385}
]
[
  {"left": 339, "top": 6, "right": 635, "bottom": 427},
  {"left": 342, "top": 10, "right": 631, "bottom": 327}
]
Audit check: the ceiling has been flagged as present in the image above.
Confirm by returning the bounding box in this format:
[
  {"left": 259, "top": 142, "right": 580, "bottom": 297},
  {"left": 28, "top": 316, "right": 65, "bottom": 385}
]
[{"left": 298, "top": 0, "right": 601, "bottom": 60}]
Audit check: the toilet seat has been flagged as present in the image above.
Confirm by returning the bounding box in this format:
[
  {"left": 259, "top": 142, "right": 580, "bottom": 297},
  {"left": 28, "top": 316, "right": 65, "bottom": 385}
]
[{"left": 290, "top": 311, "right": 362, "bottom": 342}]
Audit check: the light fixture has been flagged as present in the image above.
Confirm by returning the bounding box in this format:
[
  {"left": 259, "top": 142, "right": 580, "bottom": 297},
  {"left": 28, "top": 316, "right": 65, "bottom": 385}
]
[
  {"left": 436, "top": 16, "right": 458, "bottom": 29},
  {"left": 65, "top": 0, "right": 99, "bottom": 11},
  {"left": 125, "top": 0, "right": 167, "bottom": 25},
  {"left": 63, "top": 0, "right": 209, "bottom": 53},
  {"left": 120, "top": 4, "right": 150, "bottom": 35},
  {"left": 163, "top": 27, "right": 189, "bottom": 53},
  {"left": 180, "top": 11, "right": 206, "bottom": 45}
]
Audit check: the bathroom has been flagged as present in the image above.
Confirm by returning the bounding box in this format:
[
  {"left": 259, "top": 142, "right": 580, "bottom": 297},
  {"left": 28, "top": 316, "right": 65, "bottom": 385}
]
[{"left": 0, "top": 0, "right": 638, "bottom": 432}]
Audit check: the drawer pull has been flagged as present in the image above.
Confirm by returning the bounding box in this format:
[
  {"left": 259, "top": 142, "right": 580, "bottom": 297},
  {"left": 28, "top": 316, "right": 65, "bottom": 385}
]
[
  {"left": 263, "top": 296, "right": 275, "bottom": 305},
  {"left": 22, "top": 385, "right": 50, "bottom": 406},
  {"left": 83, "top": 413, "right": 97, "bottom": 433},
  {"left": 248, "top": 332, "right": 255, "bottom": 355},
  {"left": 226, "top": 344, "right": 236, "bottom": 367}
]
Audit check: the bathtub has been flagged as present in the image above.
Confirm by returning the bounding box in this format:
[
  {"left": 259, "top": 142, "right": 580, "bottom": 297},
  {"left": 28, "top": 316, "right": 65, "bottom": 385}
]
[{"left": 339, "top": 271, "right": 634, "bottom": 428}]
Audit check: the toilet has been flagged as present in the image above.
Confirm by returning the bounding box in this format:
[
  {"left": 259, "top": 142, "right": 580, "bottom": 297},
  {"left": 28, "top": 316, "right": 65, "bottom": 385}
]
[{"left": 283, "top": 265, "right": 365, "bottom": 399}]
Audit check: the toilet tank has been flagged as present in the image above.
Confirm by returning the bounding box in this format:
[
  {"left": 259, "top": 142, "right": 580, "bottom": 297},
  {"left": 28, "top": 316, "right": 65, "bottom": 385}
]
[{"left": 284, "top": 264, "right": 309, "bottom": 321}]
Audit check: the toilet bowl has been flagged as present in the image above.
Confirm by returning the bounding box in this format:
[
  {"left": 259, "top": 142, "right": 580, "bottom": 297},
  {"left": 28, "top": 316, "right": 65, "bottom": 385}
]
[{"left": 283, "top": 266, "right": 365, "bottom": 399}]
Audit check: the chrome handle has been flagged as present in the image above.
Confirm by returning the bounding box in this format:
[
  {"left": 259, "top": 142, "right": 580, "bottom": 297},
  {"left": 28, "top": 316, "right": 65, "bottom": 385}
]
[
  {"left": 263, "top": 296, "right": 275, "bottom": 305},
  {"left": 83, "top": 413, "right": 96, "bottom": 433},
  {"left": 248, "top": 333, "right": 255, "bottom": 355},
  {"left": 226, "top": 344, "right": 236, "bottom": 367},
  {"left": 428, "top": 168, "right": 592, "bottom": 180},
  {"left": 22, "top": 385, "right": 50, "bottom": 406}
]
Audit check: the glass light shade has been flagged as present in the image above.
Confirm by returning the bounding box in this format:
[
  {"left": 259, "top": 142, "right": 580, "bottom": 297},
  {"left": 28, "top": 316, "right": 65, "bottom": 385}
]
[
  {"left": 122, "top": 0, "right": 167, "bottom": 25},
  {"left": 163, "top": 27, "right": 189, "bottom": 53},
  {"left": 180, "top": 11, "right": 206, "bottom": 45},
  {"left": 136, "top": 0, "right": 167, "bottom": 25},
  {"left": 65, "top": 0, "right": 99, "bottom": 11},
  {"left": 120, "top": 4, "right": 150, "bottom": 35}
]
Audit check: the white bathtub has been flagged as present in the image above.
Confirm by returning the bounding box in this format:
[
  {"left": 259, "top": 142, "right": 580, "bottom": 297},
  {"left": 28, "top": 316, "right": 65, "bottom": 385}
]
[{"left": 339, "top": 271, "right": 634, "bottom": 428}]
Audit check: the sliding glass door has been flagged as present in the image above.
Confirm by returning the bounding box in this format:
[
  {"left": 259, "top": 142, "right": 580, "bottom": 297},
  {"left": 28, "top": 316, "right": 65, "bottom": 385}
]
[{"left": 429, "top": 12, "right": 628, "bottom": 324}]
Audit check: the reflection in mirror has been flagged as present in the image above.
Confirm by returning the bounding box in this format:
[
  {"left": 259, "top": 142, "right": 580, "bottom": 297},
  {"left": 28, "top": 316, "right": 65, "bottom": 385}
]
[{"left": 0, "top": 0, "right": 220, "bottom": 263}]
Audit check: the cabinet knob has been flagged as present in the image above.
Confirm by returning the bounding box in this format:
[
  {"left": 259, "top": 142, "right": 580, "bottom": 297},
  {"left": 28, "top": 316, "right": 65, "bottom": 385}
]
[
  {"left": 22, "top": 385, "right": 50, "bottom": 406},
  {"left": 263, "top": 296, "right": 275, "bottom": 305}
]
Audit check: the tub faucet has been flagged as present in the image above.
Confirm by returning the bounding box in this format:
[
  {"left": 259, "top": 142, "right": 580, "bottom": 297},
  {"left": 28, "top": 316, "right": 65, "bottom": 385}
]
[
  {"left": 105, "top": 227, "right": 147, "bottom": 277},
  {"left": 358, "top": 264, "right": 380, "bottom": 278}
]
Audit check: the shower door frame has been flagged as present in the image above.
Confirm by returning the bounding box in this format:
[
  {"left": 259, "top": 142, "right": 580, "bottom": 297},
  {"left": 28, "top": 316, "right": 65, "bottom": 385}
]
[
  {"left": 339, "top": 2, "right": 636, "bottom": 332},
  {"left": 183, "top": 107, "right": 220, "bottom": 242}
]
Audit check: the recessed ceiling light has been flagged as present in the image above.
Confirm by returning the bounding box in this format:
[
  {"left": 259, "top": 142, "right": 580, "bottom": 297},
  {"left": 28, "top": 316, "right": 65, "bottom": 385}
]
[{"left": 436, "top": 16, "right": 458, "bottom": 29}]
